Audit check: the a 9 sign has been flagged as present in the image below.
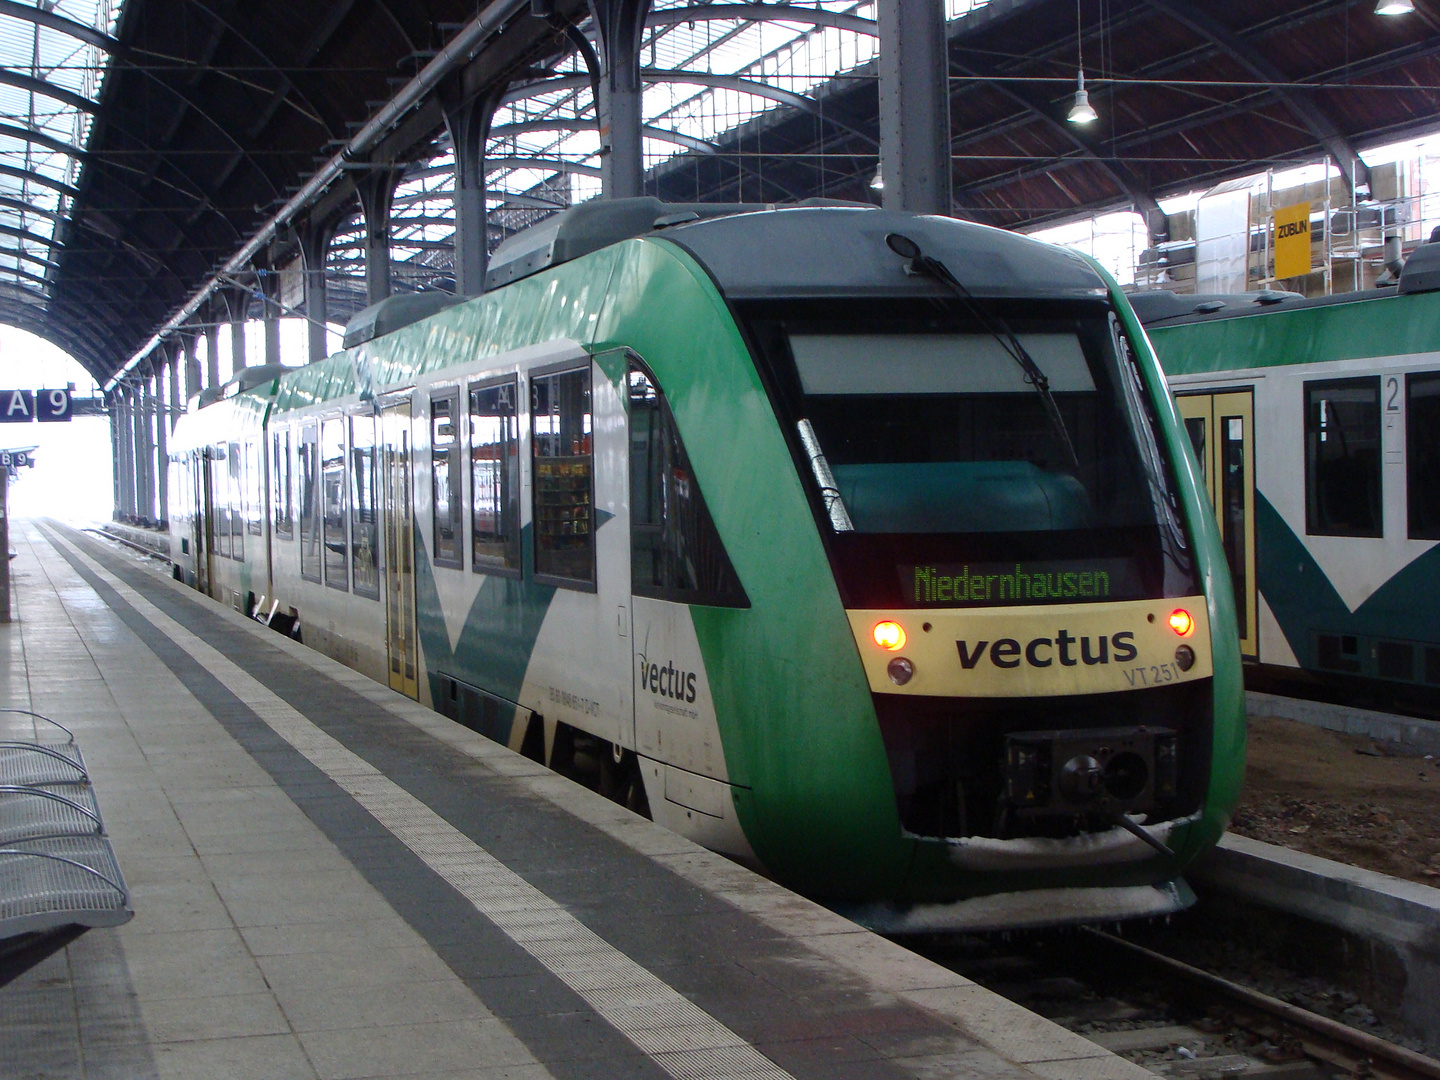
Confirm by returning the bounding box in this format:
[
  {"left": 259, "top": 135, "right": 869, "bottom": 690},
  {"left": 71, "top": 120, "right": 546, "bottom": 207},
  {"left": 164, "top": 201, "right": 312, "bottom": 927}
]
[{"left": 36, "top": 389, "right": 71, "bottom": 422}]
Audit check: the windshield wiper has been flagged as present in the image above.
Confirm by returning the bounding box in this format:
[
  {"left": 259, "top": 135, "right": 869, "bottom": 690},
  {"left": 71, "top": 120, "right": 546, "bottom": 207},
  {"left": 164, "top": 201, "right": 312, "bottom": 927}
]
[{"left": 885, "top": 232, "right": 1082, "bottom": 476}]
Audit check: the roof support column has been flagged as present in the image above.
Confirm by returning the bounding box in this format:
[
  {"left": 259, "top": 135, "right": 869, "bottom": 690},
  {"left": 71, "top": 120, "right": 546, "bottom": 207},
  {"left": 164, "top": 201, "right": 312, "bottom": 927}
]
[
  {"left": 153, "top": 367, "right": 168, "bottom": 528},
  {"left": 183, "top": 332, "right": 202, "bottom": 403},
  {"left": 442, "top": 86, "right": 503, "bottom": 297},
  {"left": 133, "top": 379, "right": 153, "bottom": 525},
  {"left": 112, "top": 390, "right": 132, "bottom": 521},
  {"left": 226, "top": 286, "right": 249, "bottom": 371},
  {"left": 123, "top": 389, "right": 137, "bottom": 522},
  {"left": 299, "top": 216, "right": 338, "bottom": 363},
  {"left": 590, "top": 0, "right": 653, "bottom": 199},
  {"left": 876, "top": 0, "right": 952, "bottom": 215},
  {"left": 260, "top": 266, "right": 282, "bottom": 366},
  {"left": 109, "top": 391, "right": 121, "bottom": 521},
  {"left": 167, "top": 346, "right": 181, "bottom": 434},
  {"left": 357, "top": 169, "right": 401, "bottom": 306},
  {"left": 204, "top": 321, "right": 221, "bottom": 388}
]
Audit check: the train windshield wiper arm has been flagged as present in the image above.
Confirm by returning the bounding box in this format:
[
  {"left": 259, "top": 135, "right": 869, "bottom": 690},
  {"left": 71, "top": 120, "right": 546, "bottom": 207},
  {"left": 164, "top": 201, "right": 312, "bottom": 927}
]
[{"left": 885, "top": 232, "right": 1082, "bottom": 476}]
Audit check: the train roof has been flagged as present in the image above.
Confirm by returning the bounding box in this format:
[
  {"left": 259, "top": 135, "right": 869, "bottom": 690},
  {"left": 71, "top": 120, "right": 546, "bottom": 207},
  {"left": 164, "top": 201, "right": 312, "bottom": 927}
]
[
  {"left": 662, "top": 206, "right": 1110, "bottom": 301},
  {"left": 481, "top": 198, "right": 1110, "bottom": 302},
  {"left": 1131, "top": 241, "right": 1440, "bottom": 331}
]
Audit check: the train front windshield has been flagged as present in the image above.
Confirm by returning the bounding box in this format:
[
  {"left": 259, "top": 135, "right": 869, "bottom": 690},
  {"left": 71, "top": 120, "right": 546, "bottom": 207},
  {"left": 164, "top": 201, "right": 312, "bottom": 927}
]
[{"left": 744, "top": 299, "right": 1197, "bottom": 608}]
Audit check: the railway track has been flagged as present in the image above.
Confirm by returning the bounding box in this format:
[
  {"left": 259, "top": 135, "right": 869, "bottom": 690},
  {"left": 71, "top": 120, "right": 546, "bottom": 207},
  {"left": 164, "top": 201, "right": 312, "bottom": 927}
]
[{"left": 916, "top": 925, "right": 1437, "bottom": 1080}]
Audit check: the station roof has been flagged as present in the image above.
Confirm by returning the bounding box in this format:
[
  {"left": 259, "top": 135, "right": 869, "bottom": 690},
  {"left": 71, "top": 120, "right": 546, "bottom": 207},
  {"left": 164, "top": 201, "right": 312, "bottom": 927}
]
[{"left": 0, "top": 0, "right": 1437, "bottom": 384}]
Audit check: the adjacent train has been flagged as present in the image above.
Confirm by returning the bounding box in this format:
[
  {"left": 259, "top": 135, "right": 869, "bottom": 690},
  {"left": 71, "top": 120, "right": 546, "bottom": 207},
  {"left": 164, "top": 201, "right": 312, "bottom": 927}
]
[
  {"left": 1134, "top": 248, "right": 1440, "bottom": 711},
  {"left": 168, "top": 200, "right": 1245, "bottom": 930}
]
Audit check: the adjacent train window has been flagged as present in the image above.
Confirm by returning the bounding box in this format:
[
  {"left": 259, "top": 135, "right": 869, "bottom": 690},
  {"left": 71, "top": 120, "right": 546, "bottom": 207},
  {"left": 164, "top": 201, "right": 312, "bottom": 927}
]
[
  {"left": 531, "top": 366, "right": 594, "bottom": 586},
  {"left": 350, "top": 415, "right": 380, "bottom": 599},
  {"left": 299, "top": 421, "right": 321, "bottom": 582},
  {"left": 431, "top": 390, "right": 463, "bottom": 569},
  {"left": 628, "top": 363, "right": 747, "bottom": 606},
  {"left": 212, "top": 445, "right": 230, "bottom": 559},
  {"left": 322, "top": 418, "right": 348, "bottom": 590},
  {"left": 228, "top": 441, "right": 244, "bottom": 561},
  {"left": 245, "top": 441, "right": 262, "bottom": 537},
  {"left": 1305, "top": 378, "right": 1381, "bottom": 537},
  {"left": 1408, "top": 374, "right": 1440, "bottom": 539},
  {"left": 272, "top": 428, "right": 293, "bottom": 539},
  {"left": 1220, "top": 415, "right": 1247, "bottom": 625},
  {"left": 470, "top": 377, "right": 521, "bottom": 575}
]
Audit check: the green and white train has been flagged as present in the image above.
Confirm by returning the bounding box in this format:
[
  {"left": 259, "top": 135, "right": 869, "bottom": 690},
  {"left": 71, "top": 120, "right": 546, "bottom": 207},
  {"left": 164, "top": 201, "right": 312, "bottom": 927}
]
[
  {"left": 169, "top": 201, "right": 1245, "bottom": 930},
  {"left": 1135, "top": 248, "right": 1440, "bottom": 710}
]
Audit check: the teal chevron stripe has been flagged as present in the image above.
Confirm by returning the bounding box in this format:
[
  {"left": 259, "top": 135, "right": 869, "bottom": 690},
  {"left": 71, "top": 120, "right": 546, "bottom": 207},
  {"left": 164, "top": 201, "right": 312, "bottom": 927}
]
[
  {"left": 413, "top": 522, "right": 556, "bottom": 738},
  {"left": 1256, "top": 489, "right": 1440, "bottom": 669}
]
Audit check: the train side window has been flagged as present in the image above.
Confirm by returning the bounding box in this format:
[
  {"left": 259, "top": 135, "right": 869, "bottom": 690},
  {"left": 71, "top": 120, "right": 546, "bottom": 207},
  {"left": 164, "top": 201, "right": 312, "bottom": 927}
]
[
  {"left": 212, "top": 445, "right": 230, "bottom": 559},
  {"left": 1408, "top": 373, "right": 1440, "bottom": 540},
  {"left": 470, "top": 377, "right": 521, "bottom": 575},
  {"left": 272, "top": 428, "right": 293, "bottom": 539},
  {"left": 350, "top": 414, "right": 380, "bottom": 599},
  {"left": 1305, "top": 377, "right": 1382, "bottom": 538},
  {"left": 431, "top": 390, "right": 463, "bottom": 569},
  {"left": 322, "top": 418, "right": 349, "bottom": 590},
  {"left": 228, "top": 441, "right": 244, "bottom": 561},
  {"left": 245, "top": 441, "right": 262, "bottom": 537},
  {"left": 531, "top": 366, "right": 594, "bottom": 587},
  {"left": 628, "top": 363, "right": 748, "bottom": 607},
  {"left": 299, "top": 421, "right": 321, "bottom": 582}
]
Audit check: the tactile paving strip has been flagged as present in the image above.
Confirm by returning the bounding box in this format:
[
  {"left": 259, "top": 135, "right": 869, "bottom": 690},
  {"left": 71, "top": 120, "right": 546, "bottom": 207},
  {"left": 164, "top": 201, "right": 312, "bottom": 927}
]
[{"left": 50, "top": 528, "right": 797, "bottom": 1080}]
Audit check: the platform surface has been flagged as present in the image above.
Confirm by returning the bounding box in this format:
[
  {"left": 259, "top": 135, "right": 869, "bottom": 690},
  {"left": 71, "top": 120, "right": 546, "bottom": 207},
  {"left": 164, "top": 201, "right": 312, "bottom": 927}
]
[{"left": 0, "top": 519, "right": 1152, "bottom": 1080}]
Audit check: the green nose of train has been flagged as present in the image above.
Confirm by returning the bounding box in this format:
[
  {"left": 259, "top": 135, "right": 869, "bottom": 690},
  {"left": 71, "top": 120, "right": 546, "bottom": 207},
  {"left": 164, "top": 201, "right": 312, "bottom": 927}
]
[{"left": 168, "top": 201, "right": 1246, "bottom": 933}]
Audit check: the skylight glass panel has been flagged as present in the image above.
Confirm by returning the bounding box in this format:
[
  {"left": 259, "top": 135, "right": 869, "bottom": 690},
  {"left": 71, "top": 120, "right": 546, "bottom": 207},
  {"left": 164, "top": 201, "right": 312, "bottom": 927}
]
[
  {"left": 324, "top": 0, "right": 998, "bottom": 293},
  {"left": 0, "top": 0, "right": 123, "bottom": 305}
]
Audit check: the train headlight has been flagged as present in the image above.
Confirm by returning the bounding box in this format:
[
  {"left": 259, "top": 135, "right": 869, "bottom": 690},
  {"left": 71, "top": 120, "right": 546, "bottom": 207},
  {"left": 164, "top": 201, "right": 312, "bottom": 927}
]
[
  {"left": 1167, "top": 609, "right": 1194, "bottom": 637},
  {"left": 887, "top": 657, "right": 914, "bottom": 686},
  {"left": 1175, "top": 645, "right": 1195, "bottom": 672},
  {"left": 873, "top": 621, "right": 906, "bottom": 651}
]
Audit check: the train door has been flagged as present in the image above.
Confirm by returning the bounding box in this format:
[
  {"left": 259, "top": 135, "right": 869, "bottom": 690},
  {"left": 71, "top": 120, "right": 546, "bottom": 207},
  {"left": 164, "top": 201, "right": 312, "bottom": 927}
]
[
  {"left": 527, "top": 355, "right": 634, "bottom": 753},
  {"left": 192, "top": 449, "right": 211, "bottom": 596},
  {"left": 1177, "top": 390, "right": 1257, "bottom": 657},
  {"left": 381, "top": 399, "right": 418, "bottom": 699}
]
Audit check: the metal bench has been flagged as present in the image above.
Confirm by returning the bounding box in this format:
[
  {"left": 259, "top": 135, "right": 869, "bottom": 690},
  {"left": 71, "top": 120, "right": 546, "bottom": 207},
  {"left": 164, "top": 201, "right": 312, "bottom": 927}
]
[
  {"left": 0, "top": 711, "right": 132, "bottom": 987},
  {"left": 0, "top": 711, "right": 87, "bottom": 787}
]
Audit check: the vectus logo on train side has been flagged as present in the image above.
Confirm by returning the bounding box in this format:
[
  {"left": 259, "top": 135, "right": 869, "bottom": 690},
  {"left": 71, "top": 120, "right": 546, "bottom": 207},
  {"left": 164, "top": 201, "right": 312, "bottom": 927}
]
[
  {"left": 638, "top": 653, "right": 698, "bottom": 703},
  {"left": 956, "top": 630, "right": 1138, "bottom": 670}
]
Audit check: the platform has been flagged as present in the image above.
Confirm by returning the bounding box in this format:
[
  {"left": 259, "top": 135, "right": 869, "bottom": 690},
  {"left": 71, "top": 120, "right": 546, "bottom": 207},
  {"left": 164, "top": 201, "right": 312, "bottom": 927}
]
[{"left": 0, "top": 519, "right": 1151, "bottom": 1080}]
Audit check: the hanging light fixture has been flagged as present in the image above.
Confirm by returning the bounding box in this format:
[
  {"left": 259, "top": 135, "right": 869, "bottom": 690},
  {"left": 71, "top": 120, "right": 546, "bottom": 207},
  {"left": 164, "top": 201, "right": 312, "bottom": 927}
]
[
  {"left": 1068, "top": 0, "right": 1098, "bottom": 125},
  {"left": 1376, "top": 0, "right": 1415, "bottom": 14},
  {"left": 1069, "top": 72, "right": 1098, "bottom": 124},
  {"left": 870, "top": 165, "right": 884, "bottom": 190}
]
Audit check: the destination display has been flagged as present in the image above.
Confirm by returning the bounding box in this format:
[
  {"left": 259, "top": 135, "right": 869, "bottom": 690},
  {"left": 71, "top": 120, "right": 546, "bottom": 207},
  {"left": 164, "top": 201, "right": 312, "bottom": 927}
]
[{"left": 901, "top": 558, "right": 1143, "bottom": 607}]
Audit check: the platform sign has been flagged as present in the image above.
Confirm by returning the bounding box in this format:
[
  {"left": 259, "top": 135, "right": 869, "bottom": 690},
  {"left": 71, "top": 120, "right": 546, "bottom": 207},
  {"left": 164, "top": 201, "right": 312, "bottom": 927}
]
[
  {"left": 0, "top": 391, "right": 34, "bottom": 423},
  {"left": 36, "top": 388, "right": 71, "bottom": 422},
  {"left": 1273, "top": 201, "right": 1312, "bottom": 280}
]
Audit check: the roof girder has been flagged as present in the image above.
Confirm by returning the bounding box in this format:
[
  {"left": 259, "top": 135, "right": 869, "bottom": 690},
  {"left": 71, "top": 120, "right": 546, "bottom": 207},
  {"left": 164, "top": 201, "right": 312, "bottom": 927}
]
[{"left": 1139, "top": 0, "right": 1368, "bottom": 192}]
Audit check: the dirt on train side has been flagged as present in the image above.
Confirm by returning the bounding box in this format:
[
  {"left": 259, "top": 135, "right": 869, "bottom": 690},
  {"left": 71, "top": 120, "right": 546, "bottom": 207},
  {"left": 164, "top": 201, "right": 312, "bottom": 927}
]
[{"left": 1230, "top": 714, "right": 1440, "bottom": 886}]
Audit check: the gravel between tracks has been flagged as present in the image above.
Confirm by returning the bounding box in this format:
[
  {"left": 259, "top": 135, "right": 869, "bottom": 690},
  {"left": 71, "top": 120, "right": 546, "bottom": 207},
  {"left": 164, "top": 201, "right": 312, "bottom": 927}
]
[{"left": 1230, "top": 714, "right": 1440, "bottom": 887}]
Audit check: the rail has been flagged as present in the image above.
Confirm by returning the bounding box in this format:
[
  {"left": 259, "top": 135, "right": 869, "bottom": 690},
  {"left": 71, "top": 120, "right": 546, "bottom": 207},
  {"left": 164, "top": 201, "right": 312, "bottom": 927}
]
[{"left": 1087, "top": 927, "right": 1440, "bottom": 1080}]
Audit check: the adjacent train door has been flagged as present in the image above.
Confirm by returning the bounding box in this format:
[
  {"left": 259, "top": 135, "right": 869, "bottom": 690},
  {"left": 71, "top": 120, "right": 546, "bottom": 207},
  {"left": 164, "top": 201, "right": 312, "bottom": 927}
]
[
  {"left": 381, "top": 400, "right": 419, "bottom": 698},
  {"left": 1177, "top": 390, "right": 1257, "bottom": 657},
  {"left": 191, "top": 449, "right": 211, "bottom": 595}
]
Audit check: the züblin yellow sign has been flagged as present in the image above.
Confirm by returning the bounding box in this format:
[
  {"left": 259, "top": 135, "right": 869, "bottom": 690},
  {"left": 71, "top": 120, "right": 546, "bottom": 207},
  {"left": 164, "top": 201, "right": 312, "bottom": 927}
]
[
  {"left": 1273, "top": 201, "right": 1313, "bottom": 280},
  {"left": 848, "top": 598, "right": 1213, "bottom": 698}
]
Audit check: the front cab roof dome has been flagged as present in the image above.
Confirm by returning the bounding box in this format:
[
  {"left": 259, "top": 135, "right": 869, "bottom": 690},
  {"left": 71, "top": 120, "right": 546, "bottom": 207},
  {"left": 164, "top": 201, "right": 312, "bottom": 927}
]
[{"left": 662, "top": 207, "right": 1111, "bottom": 301}]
